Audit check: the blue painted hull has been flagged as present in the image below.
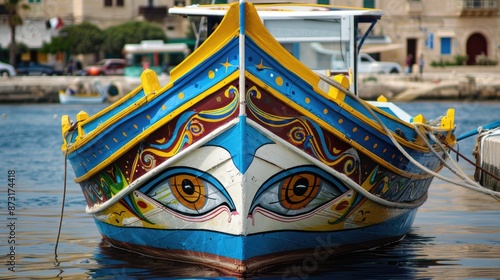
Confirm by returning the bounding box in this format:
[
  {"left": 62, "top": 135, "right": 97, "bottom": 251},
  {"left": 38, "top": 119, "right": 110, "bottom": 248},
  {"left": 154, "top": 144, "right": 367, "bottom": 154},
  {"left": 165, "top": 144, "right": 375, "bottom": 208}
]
[{"left": 95, "top": 209, "right": 417, "bottom": 273}]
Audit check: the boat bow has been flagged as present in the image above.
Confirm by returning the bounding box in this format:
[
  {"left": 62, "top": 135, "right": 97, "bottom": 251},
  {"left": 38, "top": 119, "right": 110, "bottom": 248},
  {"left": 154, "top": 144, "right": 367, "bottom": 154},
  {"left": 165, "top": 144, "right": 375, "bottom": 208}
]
[{"left": 60, "top": 2, "right": 458, "bottom": 275}]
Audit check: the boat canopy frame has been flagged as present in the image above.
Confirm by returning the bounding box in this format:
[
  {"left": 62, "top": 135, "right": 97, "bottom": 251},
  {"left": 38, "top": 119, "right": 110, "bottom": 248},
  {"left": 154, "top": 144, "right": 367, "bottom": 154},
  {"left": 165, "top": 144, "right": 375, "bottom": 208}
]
[{"left": 169, "top": 3, "right": 383, "bottom": 95}]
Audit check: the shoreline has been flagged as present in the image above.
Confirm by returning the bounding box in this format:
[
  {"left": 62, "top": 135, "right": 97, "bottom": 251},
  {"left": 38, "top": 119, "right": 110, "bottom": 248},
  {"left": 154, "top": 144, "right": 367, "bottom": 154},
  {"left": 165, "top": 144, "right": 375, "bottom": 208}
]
[
  {"left": 0, "top": 66, "right": 499, "bottom": 103},
  {"left": 0, "top": 75, "right": 170, "bottom": 104}
]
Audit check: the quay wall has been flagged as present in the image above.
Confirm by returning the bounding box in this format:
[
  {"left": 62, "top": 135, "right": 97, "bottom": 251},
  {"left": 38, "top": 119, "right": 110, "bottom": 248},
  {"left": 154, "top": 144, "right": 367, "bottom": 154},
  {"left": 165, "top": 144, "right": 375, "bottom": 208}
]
[{"left": 1, "top": 67, "right": 499, "bottom": 103}]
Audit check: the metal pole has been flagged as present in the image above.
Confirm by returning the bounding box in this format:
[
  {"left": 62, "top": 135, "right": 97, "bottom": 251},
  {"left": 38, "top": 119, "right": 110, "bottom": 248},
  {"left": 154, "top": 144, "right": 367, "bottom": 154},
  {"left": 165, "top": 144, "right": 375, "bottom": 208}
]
[{"left": 238, "top": 0, "right": 246, "bottom": 117}]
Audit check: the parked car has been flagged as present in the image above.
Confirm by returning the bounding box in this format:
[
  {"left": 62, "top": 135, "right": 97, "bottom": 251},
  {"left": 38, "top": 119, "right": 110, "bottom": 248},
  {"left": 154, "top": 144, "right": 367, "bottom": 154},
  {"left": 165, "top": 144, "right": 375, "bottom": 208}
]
[
  {"left": 358, "top": 53, "right": 402, "bottom": 74},
  {"left": 79, "top": 59, "right": 126, "bottom": 76},
  {"left": 331, "top": 53, "right": 402, "bottom": 74},
  {"left": 16, "top": 61, "right": 64, "bottom": 76},
  {"left": 0, "top": 61, "right": 16, "bottom": 76},
  {"left": 311, "top": 43, "right": 402, "bottom": 75}
]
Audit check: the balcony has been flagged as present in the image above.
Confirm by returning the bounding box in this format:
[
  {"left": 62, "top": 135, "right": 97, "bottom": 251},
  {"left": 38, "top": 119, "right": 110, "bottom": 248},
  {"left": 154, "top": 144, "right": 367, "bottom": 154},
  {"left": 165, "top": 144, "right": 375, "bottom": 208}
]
[
  {"left": 138, "top": 6, "right": 168, "bottom": 20},
  {"left": 457, "top": 0, "right": 498, "bottom": 16}
]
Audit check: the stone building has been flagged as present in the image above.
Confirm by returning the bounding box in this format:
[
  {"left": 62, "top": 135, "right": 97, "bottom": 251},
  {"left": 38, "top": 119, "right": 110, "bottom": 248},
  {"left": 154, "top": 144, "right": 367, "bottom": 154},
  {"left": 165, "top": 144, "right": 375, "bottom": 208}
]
[
  {"left": 373, "top": 0, "right": 500, "bottom": 70},
  {"left": 0, "top": 0, "right": 499, "bottom": 71},
  {"left": 0, "top": 0, "right": 188, "bottom": 64}
]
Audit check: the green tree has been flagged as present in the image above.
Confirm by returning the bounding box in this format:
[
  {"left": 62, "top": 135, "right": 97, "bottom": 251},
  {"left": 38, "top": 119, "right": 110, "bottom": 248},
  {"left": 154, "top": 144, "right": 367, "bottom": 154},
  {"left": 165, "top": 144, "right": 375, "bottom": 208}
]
[
  {"left": 101, "top": 21, "right": 167, "bottom": 57},
  {"left": 41, "top": 22, "right": 104, "bottom": 70},
  {"left": 51, "top": 22, "right": 104, "bottom": 55},
  {"left": 40, "top": 36, "right": 69, "bottom": 54},
  {"left": 4, "top": 0, "right": 30, "bottom": 67}
]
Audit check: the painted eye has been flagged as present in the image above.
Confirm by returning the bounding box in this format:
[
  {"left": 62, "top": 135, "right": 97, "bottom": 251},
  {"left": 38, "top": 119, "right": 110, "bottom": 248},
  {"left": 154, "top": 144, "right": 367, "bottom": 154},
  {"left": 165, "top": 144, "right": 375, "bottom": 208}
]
[
  {"left": 280, "top": 173, "right": 321, "bottom": 210},
  {"left": 140, "top": 167, "right": 236, "bottom": 216},
  {"left": 171, "top": 174, "right": 207, "bottom": 211},
  {"left": 249, "top": 166, "right": 348, "bottom": 218}
]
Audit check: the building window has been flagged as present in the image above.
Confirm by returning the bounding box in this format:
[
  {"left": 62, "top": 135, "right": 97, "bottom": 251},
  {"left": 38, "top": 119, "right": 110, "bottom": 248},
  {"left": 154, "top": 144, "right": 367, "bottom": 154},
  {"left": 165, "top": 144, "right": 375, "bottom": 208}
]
[
  {"left": 28, "top": 0, "right": 41, "bottom": 3},
  {"left": 317, "top": 0, "right": 330, "bottom": 4},
  {"left": 440, "top": 37, "right": 452, "bottom": 55},
  {"left": 464, "top": 0, "right": 497, "bottom": 8},
  {"left": 104, "top": 0, "right": 124, "bottom": 7},
  {"left": 363, "top": 0, "right": 375, "bottom": 8}
]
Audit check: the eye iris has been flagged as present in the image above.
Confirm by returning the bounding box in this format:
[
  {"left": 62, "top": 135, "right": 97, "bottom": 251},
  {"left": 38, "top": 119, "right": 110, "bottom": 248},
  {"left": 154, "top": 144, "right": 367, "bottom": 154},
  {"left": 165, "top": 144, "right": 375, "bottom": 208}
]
[
  {"left": 280, "top": 174, "right": 320, "bottom": 210},
  {"left": 171, "top": 175, "right": 206, "bottom": 211}
]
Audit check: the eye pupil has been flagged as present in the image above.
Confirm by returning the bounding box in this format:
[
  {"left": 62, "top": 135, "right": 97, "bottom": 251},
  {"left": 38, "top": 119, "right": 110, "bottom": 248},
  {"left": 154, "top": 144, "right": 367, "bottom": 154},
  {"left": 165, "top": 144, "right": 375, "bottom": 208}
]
[
  {"left": 182, "top": 179, "right": 195, "bottom": 195},
  {"left": 294, "top": 178, "right": 308, "bottom": 196}
]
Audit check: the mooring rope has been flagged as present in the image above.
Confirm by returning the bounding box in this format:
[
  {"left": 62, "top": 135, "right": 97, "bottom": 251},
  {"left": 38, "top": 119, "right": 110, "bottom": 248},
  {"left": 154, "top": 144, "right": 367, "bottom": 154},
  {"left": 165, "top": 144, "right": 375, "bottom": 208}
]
[
  {"left": 249, "top": 118, "right": 429, "bottom": 209},
  {"left": 318, "top": 73, "right": 500, "bottom": 202},
  {"left": 445, "top": 140, "right": 500, "bottom": 182},
  {"left": 55, "top": 122, "right": 78, "bottom": 258},
  {"left": 415, "top": 125, "right": 476, "bottom": 184},
  {"left": 412, "top": 123, "right": 500, "bottom": 200},
  {"left": 319, "top": 74, "right": 448, "bottom": 177},
  {"left": 55, "top": 151, "right": 68, "bottom": 258}
]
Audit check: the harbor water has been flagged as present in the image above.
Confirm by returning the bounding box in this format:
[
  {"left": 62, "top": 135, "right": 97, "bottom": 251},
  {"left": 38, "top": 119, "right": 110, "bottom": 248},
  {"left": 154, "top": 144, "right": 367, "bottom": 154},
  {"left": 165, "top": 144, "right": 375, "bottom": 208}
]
[{"left": 0, "top": 101, "right": 499, "bottom": 279}]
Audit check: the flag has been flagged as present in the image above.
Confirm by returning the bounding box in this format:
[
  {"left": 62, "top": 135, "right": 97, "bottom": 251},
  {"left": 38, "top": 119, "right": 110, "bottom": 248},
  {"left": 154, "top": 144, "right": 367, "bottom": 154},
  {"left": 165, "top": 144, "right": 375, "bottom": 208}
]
[{"left": 46, "top": 17, "right": 64, "bottom": 30}]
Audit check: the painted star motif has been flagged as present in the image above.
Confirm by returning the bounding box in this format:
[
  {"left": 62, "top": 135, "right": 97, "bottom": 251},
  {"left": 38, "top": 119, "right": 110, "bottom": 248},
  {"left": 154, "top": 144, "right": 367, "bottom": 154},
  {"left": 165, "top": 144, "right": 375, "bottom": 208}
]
[
  {"left": 255, "top": 59, "right": 271, "bottom": 71},
  {"left": 221, "top": 58, "right": 234, "bottom": 72}
]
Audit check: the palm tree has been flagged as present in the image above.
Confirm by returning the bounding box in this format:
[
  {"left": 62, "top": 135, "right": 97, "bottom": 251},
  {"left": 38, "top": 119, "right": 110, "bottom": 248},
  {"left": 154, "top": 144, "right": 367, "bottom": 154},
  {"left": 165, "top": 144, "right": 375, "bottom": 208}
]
[{"left": 4, "top": 0, "right": 30, "bottom": 67}]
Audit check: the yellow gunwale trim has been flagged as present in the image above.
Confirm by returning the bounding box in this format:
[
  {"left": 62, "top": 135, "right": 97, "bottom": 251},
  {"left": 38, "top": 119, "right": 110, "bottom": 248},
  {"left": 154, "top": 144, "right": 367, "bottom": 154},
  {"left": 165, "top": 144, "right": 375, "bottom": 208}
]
[
  {"left": 73, "top": 71, "right": 241, "bottom": 183},
  {"left": 241, "top": 1, "right": 452, "bottom": 153},
  {"left": 169, "top": 2, "right": 240, "bottom": 81},
  {"left": 245, "top": 72, "right": 437, "bottom": 180},
  {"left": 64, "top": 84, "right": 165, "bottom": 154},
  {"left": 312, "top": 74, "right": 449, "bottom": 152},
  {"left": 64, "top": 4, "right": 243, "bottom": 155},
  {"left": 69, "top": 2, "right": 451, "bottom": 184}
]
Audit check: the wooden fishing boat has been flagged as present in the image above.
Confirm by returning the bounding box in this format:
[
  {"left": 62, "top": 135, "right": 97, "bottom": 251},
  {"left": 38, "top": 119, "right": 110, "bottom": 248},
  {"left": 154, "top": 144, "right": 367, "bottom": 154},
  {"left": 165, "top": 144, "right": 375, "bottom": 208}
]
[
  {"left": 58, "top": 91, "right": 106, "bottom": 104},
  {"left": 61, "top": 2, "right": 457, "bottom": 275},
  {"left": 58, "top": 80, "right": 109, "bottom": 104}
]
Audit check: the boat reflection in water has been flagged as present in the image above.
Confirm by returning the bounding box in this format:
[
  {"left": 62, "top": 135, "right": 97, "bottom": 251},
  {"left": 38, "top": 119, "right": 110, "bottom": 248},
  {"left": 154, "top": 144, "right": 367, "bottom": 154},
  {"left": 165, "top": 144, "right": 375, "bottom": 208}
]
[{"left": 90, "top": 233, "right": 440, "bottom": 279}]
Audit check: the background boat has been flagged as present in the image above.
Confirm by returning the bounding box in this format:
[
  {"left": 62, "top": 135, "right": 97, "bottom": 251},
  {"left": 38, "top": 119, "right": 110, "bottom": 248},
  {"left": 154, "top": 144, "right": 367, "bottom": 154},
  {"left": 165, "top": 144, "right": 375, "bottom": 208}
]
[{"left": 58, "top": 80, "right": 110, "bottom": 104}]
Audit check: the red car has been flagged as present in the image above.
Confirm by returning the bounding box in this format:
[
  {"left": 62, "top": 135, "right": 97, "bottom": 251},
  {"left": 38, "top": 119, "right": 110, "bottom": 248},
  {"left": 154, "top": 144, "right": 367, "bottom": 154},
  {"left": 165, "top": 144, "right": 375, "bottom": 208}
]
[{"left": 79, "top": 59, "right": 126, "bottom": 76}]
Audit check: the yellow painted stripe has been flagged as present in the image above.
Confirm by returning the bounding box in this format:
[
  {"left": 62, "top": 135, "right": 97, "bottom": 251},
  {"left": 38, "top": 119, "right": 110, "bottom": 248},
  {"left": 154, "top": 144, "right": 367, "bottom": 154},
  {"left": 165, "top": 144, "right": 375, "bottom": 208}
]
[
  {"left": 73, "top": 71, "right": 240, "bottom": 183},
  {"left": 65, "top": 83, "right": 175, "bottom": 154},
  {"left": 241, "top": 3, "right": 445, "bottom": 152},
  {"left": 241, "top": 1, "right": 449, "bottom": 178},
  {"left": 169, "top": 3, "right": 240, "bottom": 82},
  {"left": 65, "top": 7, "right": 242, "bottom": 155},
  {"left": 245, "top": 73, "right": 436, "bottom": 179}
]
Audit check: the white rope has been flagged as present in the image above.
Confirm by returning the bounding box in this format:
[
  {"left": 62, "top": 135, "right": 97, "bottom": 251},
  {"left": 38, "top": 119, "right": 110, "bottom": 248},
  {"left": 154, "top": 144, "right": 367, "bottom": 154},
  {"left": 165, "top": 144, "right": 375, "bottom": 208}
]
[
  {"left": 326, "top": 167, "right": 428, "bottom": 209},
  {"left": 318, "top": 73, "right": 500, "bottom": 202},
  {"left": 413, "top": 123, "right": 500, "bottom": 200},
  {"left": 247, "top": 119, "right": 428, "bottom": 209}
]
